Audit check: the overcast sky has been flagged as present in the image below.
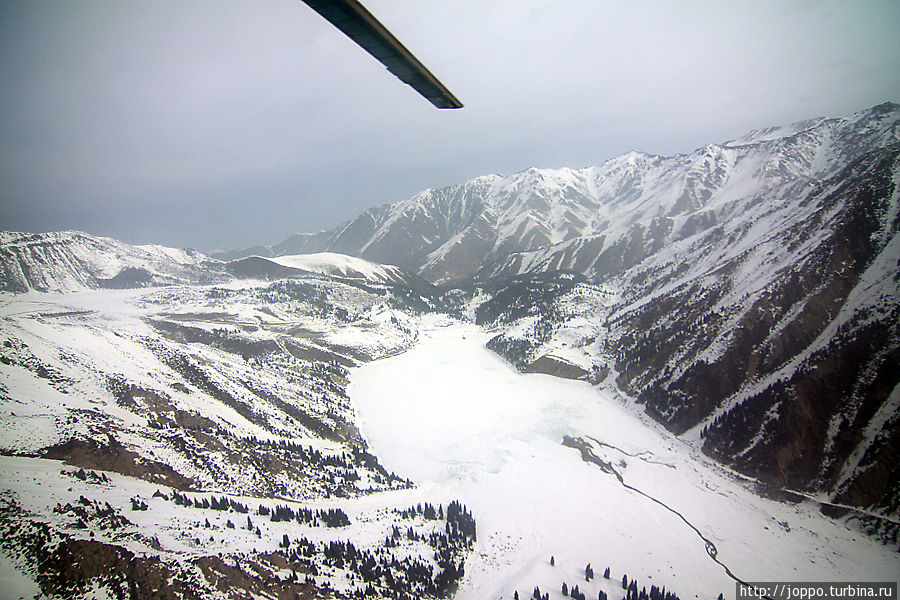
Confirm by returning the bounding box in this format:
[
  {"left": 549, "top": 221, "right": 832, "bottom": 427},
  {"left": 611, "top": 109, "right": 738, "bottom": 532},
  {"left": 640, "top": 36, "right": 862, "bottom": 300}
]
[{"left": 1, "top": 0, "right": 899, "bottom": 251}]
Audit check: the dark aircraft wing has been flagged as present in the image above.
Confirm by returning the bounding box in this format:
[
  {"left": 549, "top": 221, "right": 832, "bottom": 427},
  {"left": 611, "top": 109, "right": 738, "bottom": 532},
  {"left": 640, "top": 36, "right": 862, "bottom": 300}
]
[{"left": 300, "top": 0, "right": 463, "bottom": 109}]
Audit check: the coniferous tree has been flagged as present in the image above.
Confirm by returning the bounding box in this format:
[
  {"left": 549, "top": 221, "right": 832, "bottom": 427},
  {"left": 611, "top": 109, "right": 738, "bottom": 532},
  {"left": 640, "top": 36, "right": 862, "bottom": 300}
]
[
  {"left": 603, "top": 566, "right": 610, "bottom": 579},
  {"left": 562, "top": 582, "right": 569, "bottom": 596},
  {"left": 550, "top": 555, "right": 555, "bottom": 566}
]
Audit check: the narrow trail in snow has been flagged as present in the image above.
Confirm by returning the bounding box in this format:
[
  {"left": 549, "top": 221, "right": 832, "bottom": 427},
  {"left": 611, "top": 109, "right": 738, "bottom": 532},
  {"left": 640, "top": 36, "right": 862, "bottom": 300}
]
[{"left": 563, "top": 435, "right": 770, "bottom": 597}]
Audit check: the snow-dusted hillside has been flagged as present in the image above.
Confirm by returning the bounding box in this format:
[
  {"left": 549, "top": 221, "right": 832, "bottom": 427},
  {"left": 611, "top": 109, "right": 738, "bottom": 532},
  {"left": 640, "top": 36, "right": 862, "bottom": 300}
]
[
  {"left": 2, "top": 103, "right": 899, "bottom": 598},
  {"left": 270, "top": 252, "right": 430, "bottom": 288},
  {"left": 0, "top": 231, "right": 431, "bottom": 296},
  {"left": 221, "top": 103, "right": 899, "bottom": 285},
  {"left": 0, "top": 231, "right": 224, "bottom": 292},
  {"left": 226, "top": 102, "right": 900, "bottom": 517},
  {"left": 0, "top": 277, "right": 472, "bottom": 598}
]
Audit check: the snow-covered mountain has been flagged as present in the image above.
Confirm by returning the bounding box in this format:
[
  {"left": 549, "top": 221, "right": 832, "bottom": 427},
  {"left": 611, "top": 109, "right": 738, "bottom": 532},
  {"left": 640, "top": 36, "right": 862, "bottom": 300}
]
[
  {"left": 215, "top": 103, "right": 900, "bottom": 514},
  {"left": 269, "top": 253, "right": 433, "bottom": 289},
  {"left": 219, "top": 102, "right": 899, "bottom": 286},
  {"left": 0, "top": 231, "right": 431, "bottom": 293},
  {"left": 2, "top": 104, "right": 899, "bottom": 597},
  {"left": 0, "top": 231, "right": 224, "bottom": 292}
]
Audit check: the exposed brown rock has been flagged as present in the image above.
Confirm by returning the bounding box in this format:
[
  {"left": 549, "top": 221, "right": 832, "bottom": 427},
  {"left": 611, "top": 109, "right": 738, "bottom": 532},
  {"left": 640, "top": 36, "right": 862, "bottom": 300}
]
[{"left": 41, "top": 437, "right": 196, "bottom": 491}]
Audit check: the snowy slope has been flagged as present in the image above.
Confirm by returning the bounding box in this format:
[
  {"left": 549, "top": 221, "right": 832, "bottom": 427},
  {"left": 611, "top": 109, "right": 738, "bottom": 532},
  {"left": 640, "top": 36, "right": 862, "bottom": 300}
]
[
  {"left": 270, "top": 252, "right": 428, "bottom": 288},
  {"left": 225, "top": 103, "right": 899, "bottom": 286},
  {"left": 475, "top": 141, "right": 900, "bottom": 513},
  {"left": 0, "top": 232, "right": 434, "bottom": 295},
  {"left": 0, "top": 230, "right": 225, "bottom": 292},
  {"left": 0, "top": 278, "right": 471, "bottom": 598}
]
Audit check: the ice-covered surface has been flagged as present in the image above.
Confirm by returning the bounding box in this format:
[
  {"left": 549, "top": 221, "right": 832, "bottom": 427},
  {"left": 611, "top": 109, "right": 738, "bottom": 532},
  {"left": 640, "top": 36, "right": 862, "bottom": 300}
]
[
  {"left": 0, "top": 545, "right": 40, "bottom": 599},
  {"left": 351, "top": 324, "right": 900, "bottom": 600}
]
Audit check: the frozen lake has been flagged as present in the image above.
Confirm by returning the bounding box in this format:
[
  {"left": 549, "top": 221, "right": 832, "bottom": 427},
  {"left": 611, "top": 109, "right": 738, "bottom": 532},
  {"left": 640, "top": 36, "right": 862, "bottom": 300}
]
[{"left": 350, "top": 323, "right": 899, "bottom": 600}]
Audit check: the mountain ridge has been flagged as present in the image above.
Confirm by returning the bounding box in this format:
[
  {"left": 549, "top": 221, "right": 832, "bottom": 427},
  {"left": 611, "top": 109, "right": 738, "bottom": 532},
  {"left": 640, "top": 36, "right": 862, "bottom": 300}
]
[
  {"left": 213, "top": 102, "right": 898, "bottom": 287},
  {"left": 3, "top": 102, "right": 898, "bottom": 519},
  {"left": 0, "top": 230, "right": 429, "bottom": 293}
]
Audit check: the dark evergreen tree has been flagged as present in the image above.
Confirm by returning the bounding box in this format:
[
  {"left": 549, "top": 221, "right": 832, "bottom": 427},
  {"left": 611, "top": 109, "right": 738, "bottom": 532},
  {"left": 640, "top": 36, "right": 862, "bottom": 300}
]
[
  {"left": 603, "top": 566, "right": 610, "bottom": 579},
  {"left": 562, "top": 582, "right": 569, "bottom": 596}
]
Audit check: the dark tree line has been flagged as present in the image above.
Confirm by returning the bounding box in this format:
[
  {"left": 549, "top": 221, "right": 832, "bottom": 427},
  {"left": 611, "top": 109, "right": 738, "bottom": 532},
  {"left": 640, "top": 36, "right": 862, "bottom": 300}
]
[
  {"left": 165, "top": 490, "right": 250, "bottom": 513},
  {"left": 276, "top": 534, "right": 465, "bottom": 599},
  {"left": 266, "top": 503, "right": 350, "bottom": 528},
  {"left": 393, "top": 501, "right": 476, "bottom": 549},
  {"left": 521, "top": 563, "right": 690, "bottom": 600}
]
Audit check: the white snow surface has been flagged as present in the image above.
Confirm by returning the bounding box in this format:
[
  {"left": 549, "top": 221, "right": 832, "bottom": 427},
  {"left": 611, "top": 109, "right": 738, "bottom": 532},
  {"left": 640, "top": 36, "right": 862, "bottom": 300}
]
[
  {"left": 0, "top": 230, "right": 219, "bottom": 292},
  {"left": 350, "top": 323, "right": 899, "bottom": 600},
  {"left": 270, "top": 252, "right": 409, "bottom": 284}
]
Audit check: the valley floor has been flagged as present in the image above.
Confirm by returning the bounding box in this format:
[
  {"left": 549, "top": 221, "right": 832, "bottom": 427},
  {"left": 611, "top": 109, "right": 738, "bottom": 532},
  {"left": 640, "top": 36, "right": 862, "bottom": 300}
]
[
  {"left": 0, "top": 287, "right": 897, "bottom": 600},
  {"left": 350, "top": 323, "right": 900, "bottom": 600}
]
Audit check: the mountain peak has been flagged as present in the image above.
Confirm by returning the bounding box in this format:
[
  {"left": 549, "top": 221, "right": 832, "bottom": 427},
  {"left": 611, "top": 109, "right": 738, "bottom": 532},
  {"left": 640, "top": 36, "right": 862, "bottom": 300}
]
[{"left": 224, "top": 103, "right": 899, "bottom": 286}]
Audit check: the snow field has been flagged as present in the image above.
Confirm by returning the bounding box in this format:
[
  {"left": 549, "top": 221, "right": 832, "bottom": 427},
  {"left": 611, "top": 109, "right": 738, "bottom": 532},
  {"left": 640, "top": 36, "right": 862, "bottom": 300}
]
[
  {"left": 270, "top": 252, "right": 407, "bottom": 284},
  {"left": 350, "top": 324, "right": 900, "bottom": 600}
]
